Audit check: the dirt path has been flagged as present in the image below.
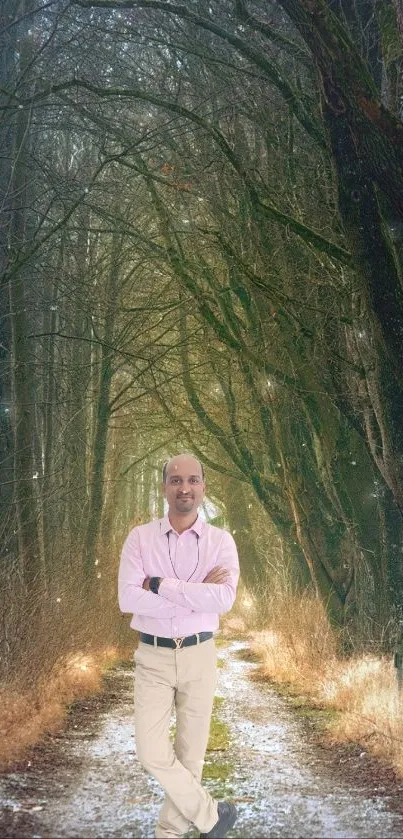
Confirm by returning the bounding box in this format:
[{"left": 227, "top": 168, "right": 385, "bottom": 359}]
[{"left": 1, "top": 640, "right": 403, "bottom": 838}]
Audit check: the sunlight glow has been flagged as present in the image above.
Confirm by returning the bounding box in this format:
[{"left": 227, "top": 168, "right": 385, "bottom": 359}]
[
  {"left": 67, "top": 653, "right": 95, "bottom": 674},
  {"left": 241, "top": 594, "right": 254, "bottom": 611}
]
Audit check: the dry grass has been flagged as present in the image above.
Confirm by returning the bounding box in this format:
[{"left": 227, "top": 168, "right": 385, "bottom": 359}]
[
  {"left": 320, "top": 656, "right": 403, "bottom": 773},
  {"left": 0, "top": 647, "right": 115, "bottom": 767},
  {"left": 0, "top": 558, "right": 134, "bottom": 769},
  {"left": 224, "top": 582, "right": 403, "bottom": 777}
]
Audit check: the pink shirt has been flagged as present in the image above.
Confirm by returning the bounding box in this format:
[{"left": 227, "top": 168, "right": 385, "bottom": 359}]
[{"left": 118, "top": 513, "right": 239, "bottom": 638}]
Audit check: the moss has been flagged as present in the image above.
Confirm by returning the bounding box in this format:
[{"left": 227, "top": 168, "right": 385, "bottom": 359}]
[
  {"left": 101, "top": 657, "right": 132, "bottom": 673},
  {"left": 250, "top": 669, "right": 341, "bottom": 731},
  {"left": 203, "top": 760, "right": 232, "bottom": 781},
  {"left": 286, "top": 694, "right": 310, "bottom": 706},
  {"left": 296, "top": 706, "right": 340, "bottom": 730},
  {"left": 169, "top": 698, "right": 230, "bottom": 752},
  {"left": 203, "top": 757, "right": 235, "bottom": 800},
  {"left": 207, "top": 714, "right": 230, "bottom": 751},
  {"left": 234, "top": 646, "right": 260, "bottom": 662},
  {"left": 216, "top": 658, "right": 225, "bottom": 669},
  {"left": 214, "top": 636, "right": 229, "bottom": 648}
]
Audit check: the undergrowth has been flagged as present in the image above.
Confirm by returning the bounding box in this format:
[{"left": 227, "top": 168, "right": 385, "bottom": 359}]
[
  {"left": 0, "top": 559, "right": 133, "bottom": 769},
  {"left": 222, "top": 582, "right": 403, "bottom": 776}
]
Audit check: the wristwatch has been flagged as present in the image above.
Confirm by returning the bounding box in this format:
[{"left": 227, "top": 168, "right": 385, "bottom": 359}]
[{"left": 149, "top": 576, "right": 162, "bottom": 595}]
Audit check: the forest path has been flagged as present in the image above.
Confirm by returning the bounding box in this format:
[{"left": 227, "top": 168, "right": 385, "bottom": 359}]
[{"left": 1, "top": 639, "right": 403, "bottom": 838}]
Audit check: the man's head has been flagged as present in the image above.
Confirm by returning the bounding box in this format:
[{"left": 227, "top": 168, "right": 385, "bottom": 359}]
[{"left": 162, "top": 453, "right": 205, "bottom": 517}]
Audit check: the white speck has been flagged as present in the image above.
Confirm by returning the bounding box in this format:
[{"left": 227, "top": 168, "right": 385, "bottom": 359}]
[
  {"left": 350, "top": 461, "right": 357, "bottom": 466},
  {"left": 32, "top": 471, "right": 39, "bottom": 479}
]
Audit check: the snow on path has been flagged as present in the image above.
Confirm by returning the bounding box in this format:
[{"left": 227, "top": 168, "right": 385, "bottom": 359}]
[
  {"left": 217, "top": 642, "right": 403, "bottom": 838},
  {"left": 2, "top": 640, "right": 403, "bottom": 838}
]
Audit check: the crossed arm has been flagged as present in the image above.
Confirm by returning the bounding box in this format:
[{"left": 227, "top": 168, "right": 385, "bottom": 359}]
[{"left": 118, "top": 528, "right": 239, "bottom": 617}]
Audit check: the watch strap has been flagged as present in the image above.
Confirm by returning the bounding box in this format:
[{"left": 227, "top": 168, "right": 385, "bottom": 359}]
[{"left": 149, "top": 576, "right": 161, "bottom": 594}]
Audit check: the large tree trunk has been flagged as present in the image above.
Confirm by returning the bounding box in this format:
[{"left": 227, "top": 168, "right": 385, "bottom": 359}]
[{"left": 276, "top": 0, "right": 403, "bottom": 516}]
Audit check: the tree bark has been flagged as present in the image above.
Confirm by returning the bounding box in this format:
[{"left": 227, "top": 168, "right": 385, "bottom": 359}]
[
  {"left": 8, "top": 0, "right": 41, "bottom": 590},
  {"left": 82, "top": 230, "right": 120, "bottom": 577}
]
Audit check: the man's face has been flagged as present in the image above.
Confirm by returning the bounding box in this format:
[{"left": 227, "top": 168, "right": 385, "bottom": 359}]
[{"left": 163, "top": 456, "right": 205, "bottom": 516}]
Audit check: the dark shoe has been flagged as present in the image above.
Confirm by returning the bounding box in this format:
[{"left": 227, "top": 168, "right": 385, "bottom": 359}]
[{"left": 200, "top": 801, "right": 237, "bottom": 838}]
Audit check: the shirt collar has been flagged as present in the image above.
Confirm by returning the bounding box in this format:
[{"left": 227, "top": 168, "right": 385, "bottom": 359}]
[{"left": 160, "top": 513, "right": 203, "bottom": 537}]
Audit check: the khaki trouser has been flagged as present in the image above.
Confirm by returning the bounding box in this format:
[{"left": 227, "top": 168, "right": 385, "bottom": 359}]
[{"left": 134, "top": 637, "right": 219, "bottom": 838}]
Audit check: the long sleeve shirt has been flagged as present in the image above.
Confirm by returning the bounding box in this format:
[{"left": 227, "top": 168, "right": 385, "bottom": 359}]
[{"left": 118, "top": 513, "right": 240, "bottom": 638}]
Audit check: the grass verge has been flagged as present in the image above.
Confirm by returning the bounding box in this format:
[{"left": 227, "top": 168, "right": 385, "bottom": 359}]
[
  {"left": 203, "top": 696, "right": 234, "bottom": 796},
  {"left": 0, "top": 561, "right": 134, "bottom": 770},
  {"left": 0, "top": 645, "right": 131, "bottom": 769},
  {"left": 222, "top": 589, "right": 403, "bottom": 777}
]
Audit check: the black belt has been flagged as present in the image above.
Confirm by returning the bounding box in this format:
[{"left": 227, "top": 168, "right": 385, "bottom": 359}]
[{"left": 139, "top": 631, "right": 213, "bottom": 649}]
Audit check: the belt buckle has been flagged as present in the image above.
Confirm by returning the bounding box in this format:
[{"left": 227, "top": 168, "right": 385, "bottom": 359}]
[{"left": 173, "top": 637, "right": 184, "bottom": 649}]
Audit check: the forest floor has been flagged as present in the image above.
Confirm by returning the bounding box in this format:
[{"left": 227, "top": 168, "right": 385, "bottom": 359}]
[{"left": 1, "top": 638, "right": 403, "bottom": 839}]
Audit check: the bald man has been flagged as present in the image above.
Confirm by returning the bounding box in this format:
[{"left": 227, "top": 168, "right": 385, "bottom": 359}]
[{"left": 119, "top": 454, "right": 239, "bottom": 838}]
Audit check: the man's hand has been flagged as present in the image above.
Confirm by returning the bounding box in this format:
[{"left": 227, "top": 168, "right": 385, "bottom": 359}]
[
  {"left": 143, "top": 569, "right": 229, "bottom": 587},
  {"left": 202, "top": 565, "right": 229, "bottom": 584}
]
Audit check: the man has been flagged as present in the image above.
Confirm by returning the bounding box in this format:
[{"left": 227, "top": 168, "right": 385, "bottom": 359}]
[{"left": 118, "top": 453, "right": 239, "bottom": 839}]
